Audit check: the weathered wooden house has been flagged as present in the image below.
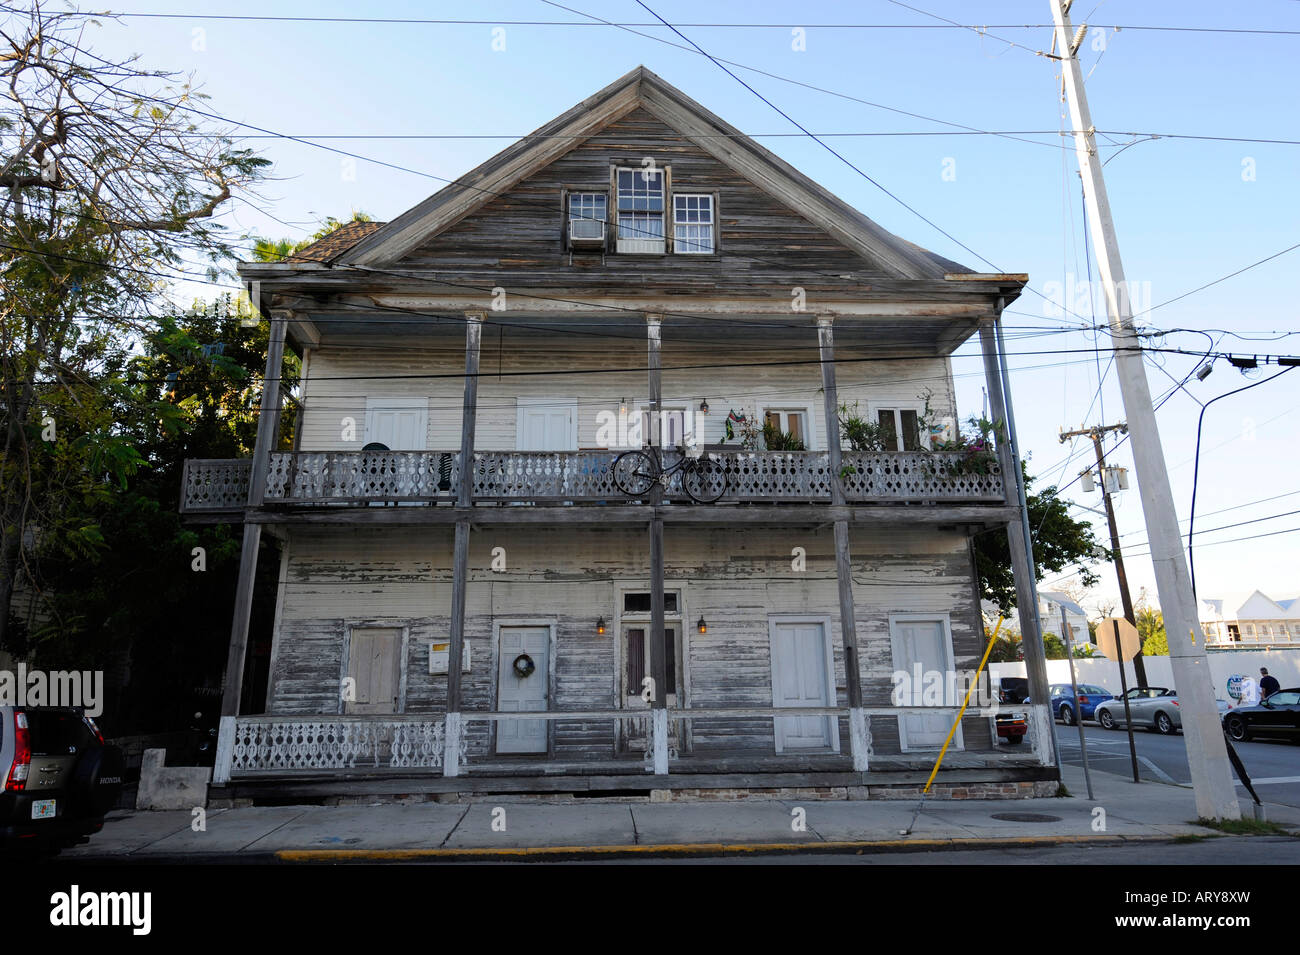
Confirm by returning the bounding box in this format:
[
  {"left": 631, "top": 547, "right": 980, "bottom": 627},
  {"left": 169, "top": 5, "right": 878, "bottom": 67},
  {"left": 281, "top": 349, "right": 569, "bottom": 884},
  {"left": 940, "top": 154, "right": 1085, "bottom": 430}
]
[{"left": 185, "top": 68, "right": 1057, "bottom": 801}]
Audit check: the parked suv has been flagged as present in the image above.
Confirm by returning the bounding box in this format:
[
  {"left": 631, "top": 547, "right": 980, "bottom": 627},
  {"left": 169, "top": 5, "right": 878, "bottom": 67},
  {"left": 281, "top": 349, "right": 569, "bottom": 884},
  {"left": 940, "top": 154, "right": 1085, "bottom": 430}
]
[{"left": 1, "top": 706, "right": 123, "bottom": 853}]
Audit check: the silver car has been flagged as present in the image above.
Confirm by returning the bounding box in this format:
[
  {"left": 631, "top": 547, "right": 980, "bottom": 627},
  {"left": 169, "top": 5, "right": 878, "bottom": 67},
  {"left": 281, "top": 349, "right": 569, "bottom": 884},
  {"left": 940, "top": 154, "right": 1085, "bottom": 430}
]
[{"left": 1095, "top": 687, "right": 1232, "bottom": 735}]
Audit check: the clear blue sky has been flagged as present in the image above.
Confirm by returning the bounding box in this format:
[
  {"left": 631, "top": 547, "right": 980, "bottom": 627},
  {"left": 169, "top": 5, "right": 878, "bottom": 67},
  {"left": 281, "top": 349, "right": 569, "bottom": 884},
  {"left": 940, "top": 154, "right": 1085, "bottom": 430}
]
[{"left": 84, "top": 0, "right": 1300, "bottom": 616}]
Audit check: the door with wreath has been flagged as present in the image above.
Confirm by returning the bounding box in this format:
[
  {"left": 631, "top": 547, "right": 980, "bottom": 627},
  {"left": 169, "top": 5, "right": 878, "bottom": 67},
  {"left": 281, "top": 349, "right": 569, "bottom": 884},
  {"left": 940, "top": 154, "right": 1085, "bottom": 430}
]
[{"left": 496, "top": 626, "right": 550, "bottom": 754}]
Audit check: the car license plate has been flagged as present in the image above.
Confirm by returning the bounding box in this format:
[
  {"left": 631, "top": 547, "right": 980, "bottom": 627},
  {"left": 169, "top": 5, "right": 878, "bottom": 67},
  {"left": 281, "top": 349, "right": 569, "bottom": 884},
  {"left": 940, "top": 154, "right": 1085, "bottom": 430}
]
[{"left": 31, "top": 799, "right": 56, "bottom": 820}]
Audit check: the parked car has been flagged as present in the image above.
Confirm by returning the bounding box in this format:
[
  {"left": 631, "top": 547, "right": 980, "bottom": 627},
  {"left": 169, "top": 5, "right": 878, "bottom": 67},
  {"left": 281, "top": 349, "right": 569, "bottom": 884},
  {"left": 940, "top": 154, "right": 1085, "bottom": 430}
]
[
  {"left": 1095, "top": 687, "right": 1233, "bottom": 734},
  {"left": 996, "top": 677, "right": 1029, "bottom": 706},
  {"left": 1224, "top": 688, "right": 1300, "bottom": 742},
  {"left": 1026, "top": 683, "right": 1115, "bottom": 725},
  {"left": 0, "top": 706, "right": 124, "bottom": 853},
  {"left": 995, "top": 710, "right": 1028, "bottom": 745}
]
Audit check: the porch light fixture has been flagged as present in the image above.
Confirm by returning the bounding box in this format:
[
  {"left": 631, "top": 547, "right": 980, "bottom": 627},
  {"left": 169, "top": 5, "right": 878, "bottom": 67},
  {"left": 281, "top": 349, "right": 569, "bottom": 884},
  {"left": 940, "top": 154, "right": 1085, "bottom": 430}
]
[
  {"left": 699, "top": 399, "right": 709, "bottom": 415},
  {"left": 596, "top": 616, "right": 606, "bottom": 636},
  {"left": 697, "top": 616, "right": 707, "bottom": 634},
  {"left": 619, "top": 398, "right": 627, "bottom": 416}
]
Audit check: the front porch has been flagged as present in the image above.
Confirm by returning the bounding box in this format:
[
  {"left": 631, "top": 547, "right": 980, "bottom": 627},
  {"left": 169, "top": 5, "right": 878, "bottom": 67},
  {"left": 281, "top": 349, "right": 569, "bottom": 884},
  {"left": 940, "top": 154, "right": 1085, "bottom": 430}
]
[{"left": 213, "top": 705, "right": 1056, "bottom": 799}]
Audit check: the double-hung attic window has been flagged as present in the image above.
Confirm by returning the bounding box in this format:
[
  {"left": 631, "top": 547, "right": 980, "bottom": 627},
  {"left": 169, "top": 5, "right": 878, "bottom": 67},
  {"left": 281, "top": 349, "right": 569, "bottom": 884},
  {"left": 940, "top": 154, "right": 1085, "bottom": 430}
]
[
  {"left": 616, "top": 168, "right": 666, "bottom": 253},
  {"left": 673, "top": 194, "right": 714, "bottom": 253}
]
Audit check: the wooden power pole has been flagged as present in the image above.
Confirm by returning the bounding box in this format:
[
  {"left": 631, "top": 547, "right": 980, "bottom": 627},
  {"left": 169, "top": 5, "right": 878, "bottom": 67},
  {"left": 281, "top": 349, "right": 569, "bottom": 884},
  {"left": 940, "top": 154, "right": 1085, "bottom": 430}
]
[
  {"left": 1059, "top": 422, "right": 1148, "bottom": 686},
  {"left": 1051, "top": 0, "right": 1239, "bottom": 819}
]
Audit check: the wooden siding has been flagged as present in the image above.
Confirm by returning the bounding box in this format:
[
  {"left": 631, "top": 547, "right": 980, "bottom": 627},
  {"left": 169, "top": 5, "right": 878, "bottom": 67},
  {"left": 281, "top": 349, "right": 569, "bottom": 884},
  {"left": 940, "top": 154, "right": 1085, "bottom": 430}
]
[
  {"left": 297, "top": 339, "right": 957, "bottom": 454},
  {"left": 268, "top": 524, "right": 992, "bottom": 759},
  {"left": 391, "top": 108, "right": 920, "bottom": 294}
]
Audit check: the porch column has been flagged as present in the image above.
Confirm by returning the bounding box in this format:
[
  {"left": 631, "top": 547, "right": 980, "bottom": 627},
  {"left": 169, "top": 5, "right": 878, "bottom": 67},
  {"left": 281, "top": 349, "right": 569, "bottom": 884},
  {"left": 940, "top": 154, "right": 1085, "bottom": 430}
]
[
  {"left": 646, "top": 314, "right": 669, "bottom": 775},
  {"left": 978, "top": 316, "right": 1055, "bottom": 768},
  {"left": 444, "top": 311, "right": 482, "bottom": 777},
  {"left": 215, "top": 299, "right": 286, "bottom": 784},
  {"left": 816, "top": 316, "right": 868, "bottom": 771}
]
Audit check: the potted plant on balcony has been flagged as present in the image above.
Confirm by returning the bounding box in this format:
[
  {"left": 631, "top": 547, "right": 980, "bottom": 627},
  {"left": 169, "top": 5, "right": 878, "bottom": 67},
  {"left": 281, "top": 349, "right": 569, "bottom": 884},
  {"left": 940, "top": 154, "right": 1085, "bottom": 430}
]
[
  {"left": 928, "top": 415, "right": 1003, "bottom": 477},
  {"left": 761, "top": 420, "right": 805, "bottom": 452}
]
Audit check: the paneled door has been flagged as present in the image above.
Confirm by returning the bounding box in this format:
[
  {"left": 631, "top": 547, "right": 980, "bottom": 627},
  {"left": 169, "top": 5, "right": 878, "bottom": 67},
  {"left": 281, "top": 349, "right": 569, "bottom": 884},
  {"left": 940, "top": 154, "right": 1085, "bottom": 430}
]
[
  {"left": 517, "top": 398, "right": 578, "bottom": 451},
  {"left": 344, "top": 628, "right": 402, "bottom": 715},
  {"left": 620, "top": 626, "right": 681, "bottom": 754},
  {"left": 770, "top": 621, "right": 834, "bottom": 750},
  {"left": 496, "top": 626, "right": 551, "bottom": 754},
  {"left": 892, "top": 617, "right": 959, "bottom": 750},
  {"left": 365, "top": 397, "right": 427, "bottom": 450}
]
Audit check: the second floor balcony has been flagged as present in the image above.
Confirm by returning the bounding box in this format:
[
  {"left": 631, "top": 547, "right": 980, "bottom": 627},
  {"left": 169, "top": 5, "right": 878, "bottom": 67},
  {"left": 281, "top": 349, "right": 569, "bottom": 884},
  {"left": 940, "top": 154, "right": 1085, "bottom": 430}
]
[{"left": 181, "top": 447, "right": 1005, "bottom": 516}]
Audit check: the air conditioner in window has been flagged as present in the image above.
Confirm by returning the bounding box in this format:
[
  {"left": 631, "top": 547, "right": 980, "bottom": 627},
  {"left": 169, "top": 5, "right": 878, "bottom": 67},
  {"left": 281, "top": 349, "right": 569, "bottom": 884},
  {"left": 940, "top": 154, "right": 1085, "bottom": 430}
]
[{"left": 568, "top": 217, "right": 605, "bottom": 249}]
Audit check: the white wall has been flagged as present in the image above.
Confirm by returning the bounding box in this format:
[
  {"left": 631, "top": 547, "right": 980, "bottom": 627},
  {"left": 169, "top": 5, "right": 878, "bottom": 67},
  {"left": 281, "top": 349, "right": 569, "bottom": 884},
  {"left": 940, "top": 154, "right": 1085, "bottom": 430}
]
[
  {"left": 990, "top": 650, "right": 1300, "bottom": 702},
  {"left": 297, "top": 339, "right": 956, "bottom": 453}
]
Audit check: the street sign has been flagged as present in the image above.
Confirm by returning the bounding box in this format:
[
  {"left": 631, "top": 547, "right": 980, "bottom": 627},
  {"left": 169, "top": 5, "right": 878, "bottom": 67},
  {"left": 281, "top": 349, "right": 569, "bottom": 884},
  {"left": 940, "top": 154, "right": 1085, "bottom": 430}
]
[{"left": 1097, "top": 616, "right": 1141, "bottom": 662}]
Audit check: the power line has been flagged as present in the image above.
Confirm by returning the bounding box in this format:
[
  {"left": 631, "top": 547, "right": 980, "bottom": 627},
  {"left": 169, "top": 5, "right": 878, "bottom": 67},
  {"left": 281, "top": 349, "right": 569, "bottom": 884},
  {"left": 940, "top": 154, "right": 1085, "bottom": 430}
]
[
  {"left": 89, "top": 12, "right": 1300, "bottom": 35},
  {"left": 1114, "top": 489, "right": 1300, "bottom": 540},
  {"left": 1123, "top": 525, "right": 1300, "bottom": 562}
]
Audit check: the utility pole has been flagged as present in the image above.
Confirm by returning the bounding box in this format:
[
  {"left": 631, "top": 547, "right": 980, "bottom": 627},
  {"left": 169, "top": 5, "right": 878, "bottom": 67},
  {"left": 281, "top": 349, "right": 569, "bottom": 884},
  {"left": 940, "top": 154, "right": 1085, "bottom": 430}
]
[
  {"left": 1059, "top": 422, "right": 1148, "bottom": 686},
  {"left": 1051, "top": 0, "right": 1240, "bottom": 819}
]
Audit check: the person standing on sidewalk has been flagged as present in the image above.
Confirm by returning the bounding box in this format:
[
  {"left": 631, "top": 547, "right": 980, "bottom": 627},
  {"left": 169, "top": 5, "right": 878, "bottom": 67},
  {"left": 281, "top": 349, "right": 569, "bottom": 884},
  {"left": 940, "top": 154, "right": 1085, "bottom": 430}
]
[{"left": 1260, "top": 668, "right": 1280, "bottom": 699}]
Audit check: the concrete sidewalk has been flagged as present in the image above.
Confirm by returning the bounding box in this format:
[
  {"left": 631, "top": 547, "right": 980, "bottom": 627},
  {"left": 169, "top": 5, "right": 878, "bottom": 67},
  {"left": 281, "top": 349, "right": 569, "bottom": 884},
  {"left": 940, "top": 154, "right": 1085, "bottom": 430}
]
[{"left": 60, "top": 764, "right": 1300, "bottom": 862}]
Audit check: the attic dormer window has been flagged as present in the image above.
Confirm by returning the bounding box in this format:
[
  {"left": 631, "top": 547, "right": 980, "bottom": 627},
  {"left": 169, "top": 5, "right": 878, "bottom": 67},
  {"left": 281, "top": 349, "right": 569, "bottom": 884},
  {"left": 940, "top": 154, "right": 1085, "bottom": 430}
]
[{"left": 616, "top": 168, "right": 665, "bottom": 253}]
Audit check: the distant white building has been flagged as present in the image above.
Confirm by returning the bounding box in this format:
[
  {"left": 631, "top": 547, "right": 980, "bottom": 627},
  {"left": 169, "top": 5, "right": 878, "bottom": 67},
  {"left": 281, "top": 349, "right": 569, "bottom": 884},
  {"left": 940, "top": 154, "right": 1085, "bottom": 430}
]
[
  {"left": 1201, "top": 591, "right": 1300, "bottom": 648},
  {"left": 1038, "top": 592, "right": 1092, "bottom": 648}
]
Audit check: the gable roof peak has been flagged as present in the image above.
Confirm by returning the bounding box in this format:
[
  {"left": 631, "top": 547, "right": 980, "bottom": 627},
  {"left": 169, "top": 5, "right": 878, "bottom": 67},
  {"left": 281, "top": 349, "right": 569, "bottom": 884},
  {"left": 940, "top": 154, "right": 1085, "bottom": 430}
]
[{"left": 337, "top": 68, "right": 970, "bottom": 279}]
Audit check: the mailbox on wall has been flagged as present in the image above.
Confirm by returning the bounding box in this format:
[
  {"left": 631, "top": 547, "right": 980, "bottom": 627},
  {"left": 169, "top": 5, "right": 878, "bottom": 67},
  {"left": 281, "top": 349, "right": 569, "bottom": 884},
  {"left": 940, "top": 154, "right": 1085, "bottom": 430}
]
[{"left": 428, "top": 642, "right": 471, "bottom": 674}]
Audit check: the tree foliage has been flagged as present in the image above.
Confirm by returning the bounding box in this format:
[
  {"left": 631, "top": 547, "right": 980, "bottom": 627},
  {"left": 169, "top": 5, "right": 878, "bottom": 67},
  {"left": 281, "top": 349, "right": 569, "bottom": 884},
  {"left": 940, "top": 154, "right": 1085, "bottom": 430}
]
[
  {"left": 0, "top": 1, "right": 269, "bottom": 647},
  {"left": 974, "top": 462, "right": 1104, "bottom": 612},
  {"left": 1136, "top": 593, "right": 1168, "bottom": 656}
]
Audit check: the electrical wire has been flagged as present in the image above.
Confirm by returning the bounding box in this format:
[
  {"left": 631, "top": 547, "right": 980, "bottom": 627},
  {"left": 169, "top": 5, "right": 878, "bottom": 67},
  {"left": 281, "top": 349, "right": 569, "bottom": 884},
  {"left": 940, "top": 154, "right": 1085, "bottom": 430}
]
[{"left": 1188, "top": 366, "right": 1298, "bottom": 598}]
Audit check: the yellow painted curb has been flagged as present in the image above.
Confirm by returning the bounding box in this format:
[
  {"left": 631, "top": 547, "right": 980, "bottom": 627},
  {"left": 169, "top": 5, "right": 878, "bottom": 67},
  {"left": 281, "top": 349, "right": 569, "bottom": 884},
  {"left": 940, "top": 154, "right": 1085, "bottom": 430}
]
[{"left": 276, "top": 832, "right": 1178, "bottom": 862}]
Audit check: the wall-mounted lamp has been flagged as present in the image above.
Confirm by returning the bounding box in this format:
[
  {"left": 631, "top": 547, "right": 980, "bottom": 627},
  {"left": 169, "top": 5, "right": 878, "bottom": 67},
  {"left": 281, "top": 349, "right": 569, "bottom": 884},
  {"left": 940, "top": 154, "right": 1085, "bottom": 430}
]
[
  {"left": 596, "top": 616, "right": 606, "bottom": 636},
  {"left": 697, "top": 616, "right": 707, "bottom": 634},
  {"left": 619, "top": 398, "right": 627, "bottom": 416},
  {"left": 699, "top": 399, "right": 710, "bottom": 415}
]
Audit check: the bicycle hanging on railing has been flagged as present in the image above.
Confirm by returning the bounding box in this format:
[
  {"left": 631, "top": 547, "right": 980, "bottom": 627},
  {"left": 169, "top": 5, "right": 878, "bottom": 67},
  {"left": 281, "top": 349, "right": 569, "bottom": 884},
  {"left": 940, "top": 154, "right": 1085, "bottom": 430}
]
[{"left": 612, "top": 443, "right": 728, "bottom": 504}]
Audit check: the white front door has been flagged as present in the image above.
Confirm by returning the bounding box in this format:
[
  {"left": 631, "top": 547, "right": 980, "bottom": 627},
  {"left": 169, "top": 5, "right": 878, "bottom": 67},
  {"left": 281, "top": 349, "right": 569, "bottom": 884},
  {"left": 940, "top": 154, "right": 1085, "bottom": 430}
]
[
  {"left": 893, "top": 617, "right": 960, "bottom": 750},
  {"left": 496, "top": 626, "right": 550, "bottom": 754},
  {"left": 366, "top": 398, "right": 427, "bottom": 450},
  {"left": 344, "top": 628, "right": 402, "bottom": 715},
  {"left": 517, "top": 398, "right": 577, "bottom": 451},
  {"left": 770, "top": 621, "right": 834, "bottom": 751}
]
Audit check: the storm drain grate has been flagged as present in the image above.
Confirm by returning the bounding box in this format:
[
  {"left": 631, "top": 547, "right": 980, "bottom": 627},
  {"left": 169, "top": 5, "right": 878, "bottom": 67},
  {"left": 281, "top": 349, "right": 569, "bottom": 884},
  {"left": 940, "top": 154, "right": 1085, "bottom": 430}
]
[{"left": 990, "top": 812, "right": 1062, "bottom": 823}]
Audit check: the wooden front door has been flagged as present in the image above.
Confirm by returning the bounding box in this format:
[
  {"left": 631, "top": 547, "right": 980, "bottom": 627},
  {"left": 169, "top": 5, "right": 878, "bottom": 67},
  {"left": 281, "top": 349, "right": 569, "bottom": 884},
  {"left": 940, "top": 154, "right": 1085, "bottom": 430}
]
[
  {"left": 770, "top": 621, "right": 833, "bottom": 750},
  {"left": 344, "top": 628, "right": 402, "bottom": 715},
  {"left": 621, "top": 625, "right": 680, "bottom": 753},
  {"left": 893, "top": 618, "right": 959, "bottom": 750},
  {"left": 496, "top": 626, "right": 550, "bottom": 754}
]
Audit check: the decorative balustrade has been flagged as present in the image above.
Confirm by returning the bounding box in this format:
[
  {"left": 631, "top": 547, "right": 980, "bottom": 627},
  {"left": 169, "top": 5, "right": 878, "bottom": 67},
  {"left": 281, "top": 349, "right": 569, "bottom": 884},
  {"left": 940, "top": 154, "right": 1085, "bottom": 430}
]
[
  {"left": 264, "top": 450, "right": 460, "bottom": 504},
  {"left": 182, "top": 448, "right": 1003, "bottom": 512},
  {"left": 472, "top": 450, "right": 620, "bottom": 501},
  {"left": 228, "top": 716, "right": 452, "bottom": 774},
  {"left": 182, "top": 459, "right": 252, "bottom": 511}
]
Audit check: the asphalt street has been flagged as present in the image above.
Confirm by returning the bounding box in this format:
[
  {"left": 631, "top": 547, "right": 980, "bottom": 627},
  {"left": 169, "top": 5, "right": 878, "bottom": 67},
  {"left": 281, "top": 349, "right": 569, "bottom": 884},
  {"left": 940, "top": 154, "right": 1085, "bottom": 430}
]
[{"left": 1053, "top": 721, "right": 1300, "bottom": 807}]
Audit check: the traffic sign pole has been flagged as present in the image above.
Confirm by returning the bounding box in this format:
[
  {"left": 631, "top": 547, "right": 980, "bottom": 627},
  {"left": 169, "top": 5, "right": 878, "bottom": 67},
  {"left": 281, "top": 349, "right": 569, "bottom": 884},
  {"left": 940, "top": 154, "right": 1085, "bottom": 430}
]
[
  {"left": 1099, "top": 617, "right": 1142, "bottom": 783},
  {"left": 1061, "top": 607, "right": 1094, "bottom": 800}
]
